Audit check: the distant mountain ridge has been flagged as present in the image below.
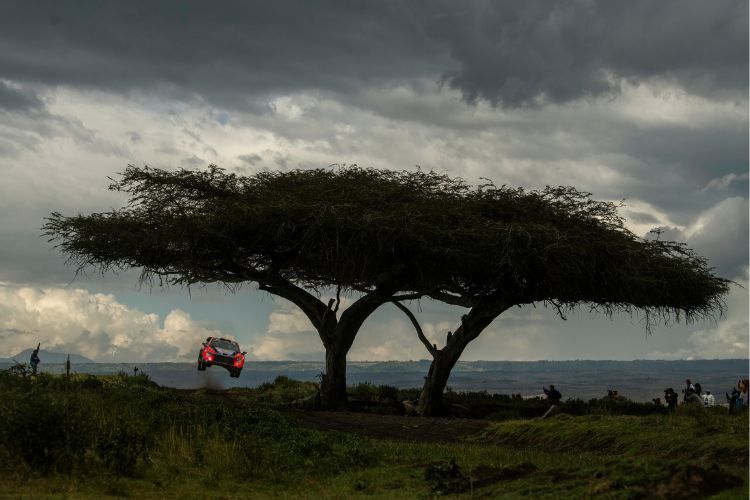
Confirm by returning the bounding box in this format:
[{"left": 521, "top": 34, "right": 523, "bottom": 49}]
[{"left": 0, "top": 349, "right": 94, "bottom": 364}]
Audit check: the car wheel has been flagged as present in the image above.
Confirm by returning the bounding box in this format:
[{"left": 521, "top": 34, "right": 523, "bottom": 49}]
[
  {"left": 197, "top": 361, "right": 206, "bottom": 371},
  {"left": 233, "top": 369, "right": 242, "bottom": 378}
]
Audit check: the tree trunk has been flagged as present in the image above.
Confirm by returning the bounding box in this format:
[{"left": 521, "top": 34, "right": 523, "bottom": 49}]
[
  {"left": 321, "top": 348, "right": 348, "bottom": 409},
  {"left": 259, "top": 275, "right": 400, "bottom": 410},
  {"left": 318, "top": 289, "right": 396, "bottom": 408},
  {"left": 417, "top": 346, "right": 463, "bottom": 416},
  {"left": 416, "top": 300, "right": 510, "bottom": 416}
]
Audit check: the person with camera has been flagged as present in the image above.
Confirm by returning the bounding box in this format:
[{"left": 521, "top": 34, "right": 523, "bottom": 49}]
[
  {"left": 664, "top": 388, "right": 678, "bottom": 410},
  {"left": 543, "top": 385, "right": 562, "bottom": 404}
]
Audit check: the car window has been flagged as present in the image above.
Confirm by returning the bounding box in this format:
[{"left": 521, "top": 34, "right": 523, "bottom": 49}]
[{"left": 210, "top": 340, "right": 239, "bottom": 351}]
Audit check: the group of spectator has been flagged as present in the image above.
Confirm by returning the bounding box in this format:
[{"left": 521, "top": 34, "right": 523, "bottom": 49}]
[
  {"left": 658, "top": 378, "right": 747, "bottom": 411},
  {"left": 682, "top": 378, "right": 708, "bottom": 405},
  {"left": 662, "top": 379, "right": 715, "bottom": 409},
  {"left": 543, "top": 380, "right": 728, "bottom": 410}
]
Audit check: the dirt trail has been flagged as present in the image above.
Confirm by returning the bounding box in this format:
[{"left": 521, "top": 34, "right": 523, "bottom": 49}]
[
  {"left": 289, "top": 410, "right": 490, "bottom": 443},
  {"left": 182, "top": 389, "right": 490, "bottom": 443}
]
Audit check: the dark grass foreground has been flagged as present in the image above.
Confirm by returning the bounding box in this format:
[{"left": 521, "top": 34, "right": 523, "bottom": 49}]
[{"left": 0, "top": 370, "right": 747, "bottom": 499}]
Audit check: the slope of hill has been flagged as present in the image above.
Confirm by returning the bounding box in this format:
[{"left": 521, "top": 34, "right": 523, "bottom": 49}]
[{"left": 0, "top": 372, "right": 746, "bottom": 498}]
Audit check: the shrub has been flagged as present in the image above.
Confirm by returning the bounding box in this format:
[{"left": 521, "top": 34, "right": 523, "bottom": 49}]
[
  {"left": 1, "top": 370, "right": 379, "bottom": 481},
  {"left": 424, "top": 459, "right": 470, "bottom": 495}
]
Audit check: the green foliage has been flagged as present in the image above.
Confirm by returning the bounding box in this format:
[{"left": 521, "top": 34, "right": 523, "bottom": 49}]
[
  {"left": 0, "top": 386, "right": 154, "bottom": 476},
  {"left": 44, "top": 165, "right": 729, "bottom": 325},
  {"left": 0, "top": 370, "right": 376, "bottom": 481},
  {"left": 44, "top": 166, "right": 473, "bottom": 292},
  {"left": 231, "top": 375, "right": 319, "bottom": 406},
  {"left": 424, "top": 459, "right": 470, "bottom": 495}
]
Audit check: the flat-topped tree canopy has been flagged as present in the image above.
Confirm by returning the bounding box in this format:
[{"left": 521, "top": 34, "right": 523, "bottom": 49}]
[
  {"left": 439, "top": 184, "right": 730, "bottom": 326},
  {"left": 44, "top": 165, "right": 728, "bottom": 324},
  {"left": 45, "top": 165, "right": 474, "bottom": 292}
]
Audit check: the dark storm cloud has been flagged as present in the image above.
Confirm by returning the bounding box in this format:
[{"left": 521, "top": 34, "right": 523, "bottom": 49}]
[
  {"left": 432, "top": 0, "right": 748, "bottom": 107},
  {"left": 0, "top": 0, "right": 745, "bottom": 109},
  {"left": 0, "top": 1, "right": 444, "bottom": 110},
  {"left": 0, "top": 81, "right": 43, "bottom": 112},
  {"left": 595, "top": 120, "right": 748, "bottom": 217}
]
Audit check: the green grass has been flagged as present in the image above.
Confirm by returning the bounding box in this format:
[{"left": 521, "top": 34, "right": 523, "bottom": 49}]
[
  {"left": 0, "top": 370, "right": 747, "bottom": 498},
  {"left": 476, "top": 408, "right": 748, "bottom": 466}
]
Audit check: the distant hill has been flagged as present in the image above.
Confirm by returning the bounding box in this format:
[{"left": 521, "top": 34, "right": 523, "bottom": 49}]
[{"left": 0, "top": 349, "right": 94, "bottom": 364}]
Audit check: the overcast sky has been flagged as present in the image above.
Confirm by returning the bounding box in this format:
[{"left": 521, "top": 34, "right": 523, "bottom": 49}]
[{"left": 0, "top": 1, "right": 747, "bottom": 363}]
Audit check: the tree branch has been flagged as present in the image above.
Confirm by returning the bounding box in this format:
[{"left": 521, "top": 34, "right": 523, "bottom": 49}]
[
  {"left": 335, "top": 286, "right": 397, "bottom": 352},
  {"left": 258, "top": 277, "right": 331, "bottom": 336},
  {"left": 458, "top": 299, "right": 512, "bottom": 344},
  {"left": 333, "top": 284, "right": 342, "bottom": 314},
  {"left": 392, "top": 301, "right": 438, "bottom": 358},
  {"left": 427, "top": 291, "right": 476, "bottom": 308},
  {"left": 391, "top": 291, "right": 424, "bottom": 301},
  {"left": 547, "top": 299, "right": 568, "bottom": 320}
]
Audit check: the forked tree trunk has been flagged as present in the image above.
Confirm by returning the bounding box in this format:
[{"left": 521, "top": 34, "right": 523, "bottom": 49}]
[
  {"left": 417, "top": 348, "right": 463, "bottom": 416},
  {"left": 415, "top": 301, "right": 509, "bottom": 416},
  {"left": 319, "top": 289, "right": 398, "bottom": 408},
  {"left": 260, "top": 276, "right": 402, "bottom": 410}
]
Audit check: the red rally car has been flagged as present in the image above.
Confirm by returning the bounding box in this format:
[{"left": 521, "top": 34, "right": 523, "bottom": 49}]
[{"left": 197, "top": 337, "right": 246, "bottom": 377}]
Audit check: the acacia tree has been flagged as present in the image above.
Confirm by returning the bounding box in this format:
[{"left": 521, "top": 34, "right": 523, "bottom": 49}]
[
  {"left": 45, "top": 166, "right": 728, "bottom": 413},
  {"left": 44, "top": 165, "right": 477, "bottom": 407},
  {"left": 392, "top": 185, "right": 729, "bottom": 416}
]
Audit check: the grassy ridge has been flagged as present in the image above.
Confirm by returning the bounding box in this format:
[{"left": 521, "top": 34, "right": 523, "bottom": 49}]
[
  {"left": 477, "top": 409, "right": 748, "bottom": 466},
  {"left": 0, "top": 370, "right": 747, "bottom": 498},
  {"left": 0, "top": 371, "right": 376, "bottom": 482}
]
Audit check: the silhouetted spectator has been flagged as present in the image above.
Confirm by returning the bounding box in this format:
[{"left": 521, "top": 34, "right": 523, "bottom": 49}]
[
  {"left": 29, "top": 343, "right": 40, "bottom": 374},
  {"left": 543, "top": 385, "right": 562, "bottom": 403},
  {"left": 664, "top": 388, "right": 678, "bottom": 410},
  {"left": 726, "top": 389, "right": 740, "bottom": 412},
  {"left": 683, "top": 379, "right": 695, "bottom": 401}
]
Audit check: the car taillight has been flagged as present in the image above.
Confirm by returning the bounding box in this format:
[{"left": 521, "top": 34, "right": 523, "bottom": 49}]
[
  {"left": 234, "top": 354, "right": 245, "bottom": 367},
  {"left": 203, "top": 346, "right": 216, "bottom": 361}
]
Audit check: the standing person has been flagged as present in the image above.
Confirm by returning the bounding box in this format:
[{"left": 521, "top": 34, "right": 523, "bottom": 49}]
[
  {"left": 702, "top": 391, "right": 715, "bottom": 407},
  {"left": 738, "top": 379, "right": 749, "bottom": 397},
  {"left": 683, "top": 379, "right": 695, "bottom": 401},
  {"left": 693, "top": 381, "right": 702, "bottom": 396},
  {"left": 664, "top": 388, "right": 678, "bottom": 410},
  {"left": 29, "top": 343, "right": 40, "bottom": 375},
  {"left": 543, "top": 385, "right": 562, "bottom": 404}
]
